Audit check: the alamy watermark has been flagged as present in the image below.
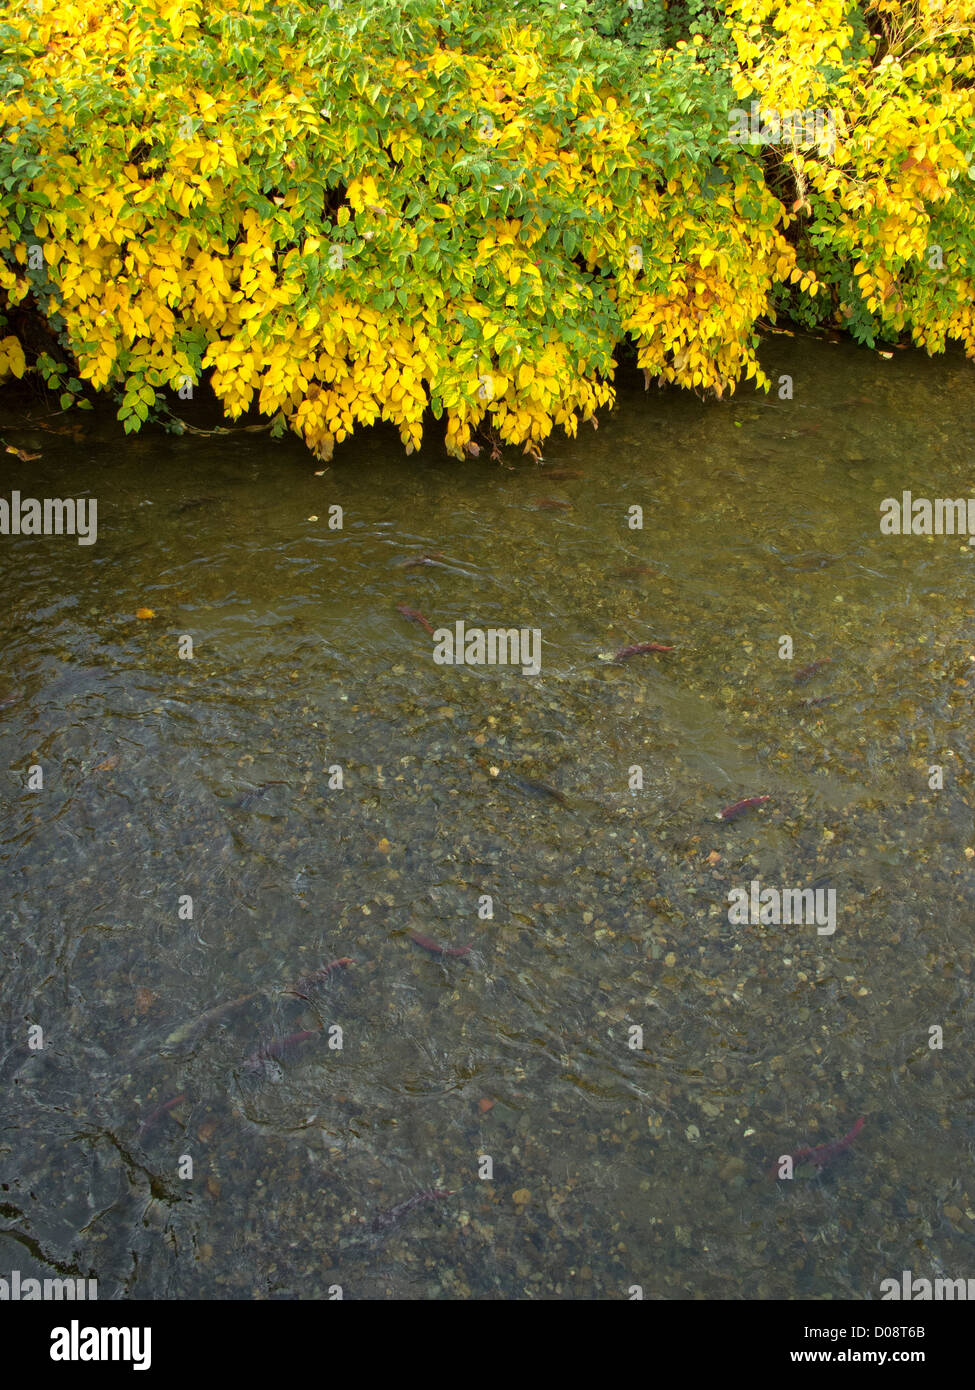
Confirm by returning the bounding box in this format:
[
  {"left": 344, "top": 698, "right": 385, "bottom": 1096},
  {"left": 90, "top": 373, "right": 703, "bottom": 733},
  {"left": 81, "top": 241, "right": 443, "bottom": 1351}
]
[
  {"left": 0, "top": 491, "right": 97, "bottom": 545},
  {"left": 1, "top": 1269, "right": 98, "bottom": 1300},
  {"left": 880, "top": 492, "right": 975, "bottom": 539},
  {"left": 728, "top": 104, "right": 837, "bottom": 156},
  {"left": 50, "top": 1319, "right": 150, "bottom": 1370},
  {"left": 432, "top": 621, "right": 541, "bottom": 676},
  {"left": 881, "top": 1270, "right": 974, "bottom": 1300},
  {"left": 728, "top": 879, "right": 836, "bottom": 935}
]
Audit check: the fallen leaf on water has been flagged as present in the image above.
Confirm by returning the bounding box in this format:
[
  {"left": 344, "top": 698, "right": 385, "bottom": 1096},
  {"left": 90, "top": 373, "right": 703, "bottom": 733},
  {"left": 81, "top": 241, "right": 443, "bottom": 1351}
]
[
  {"left": 478, "top": 1098, "right": 495, "bottom": 1114},
  {"left": 136, "top": 607, "right": 155, "bottom": 619},
  {"left": 5, "top": 446, "right": 42, "bottom": 462}
]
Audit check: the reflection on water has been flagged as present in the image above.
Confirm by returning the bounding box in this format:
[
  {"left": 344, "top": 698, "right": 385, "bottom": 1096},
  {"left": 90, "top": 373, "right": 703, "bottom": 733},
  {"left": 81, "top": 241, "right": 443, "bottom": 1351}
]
[{"left": 1, "top": 335, "right": 974, "bottom": 1298}]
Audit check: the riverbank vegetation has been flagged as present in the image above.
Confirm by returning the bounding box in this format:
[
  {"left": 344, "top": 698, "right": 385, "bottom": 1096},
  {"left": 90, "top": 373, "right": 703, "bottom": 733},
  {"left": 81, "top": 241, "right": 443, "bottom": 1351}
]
[{"left": 0, "top": 0, "right": 972, "bottom": 460}]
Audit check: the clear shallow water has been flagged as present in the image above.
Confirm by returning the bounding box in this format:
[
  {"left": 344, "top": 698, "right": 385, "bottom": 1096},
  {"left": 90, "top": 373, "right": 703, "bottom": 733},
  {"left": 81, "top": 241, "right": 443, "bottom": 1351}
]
[{"left": 1, "top": 335, "right": 974, "bottom": 1299}]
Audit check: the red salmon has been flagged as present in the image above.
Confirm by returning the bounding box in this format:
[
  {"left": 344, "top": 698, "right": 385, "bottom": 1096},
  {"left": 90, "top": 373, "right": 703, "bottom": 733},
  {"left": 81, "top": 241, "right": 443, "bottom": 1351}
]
[
  {"left": 793, "top": 658, "right": 831, "bottom": 683},
  {"left": 614, "top": 642, "right": 674, "bottom": 661},
  {"left": 409, "top": 931, "right": 471, "bottom": 958},
  {"left": 287, "top": 957, "right": 354, "bottom": 999},
  {"left": 138, "top": 1093, "right": 186, "bottom": 1139},
  {"left": 371, "top": 1188, "right": 453, "bottom": 1232},
  {"left": 717, "top": 795, "right": 771, "bottom": 821},
  {"left": 770, "top": 1116, "right": 865, "bottom": 1179},
  {"left": 244, "top": 1029, "right": 318, "bottom": 1073},
  {"left": 396, "top": 604, "right": 434, "bottom": 635}
]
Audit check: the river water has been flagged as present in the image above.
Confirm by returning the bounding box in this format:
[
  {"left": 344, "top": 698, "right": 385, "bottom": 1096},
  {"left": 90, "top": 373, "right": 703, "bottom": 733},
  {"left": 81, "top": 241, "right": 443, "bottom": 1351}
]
[{"left": 1, "top": 334, "right": 973, "bottom": 1299}]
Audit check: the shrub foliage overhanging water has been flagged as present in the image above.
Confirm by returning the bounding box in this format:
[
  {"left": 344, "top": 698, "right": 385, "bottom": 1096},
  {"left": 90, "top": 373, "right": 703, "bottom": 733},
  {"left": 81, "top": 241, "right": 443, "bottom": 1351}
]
[{"left": 0, "top": 0, "right": 972, "bottom": 459}]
